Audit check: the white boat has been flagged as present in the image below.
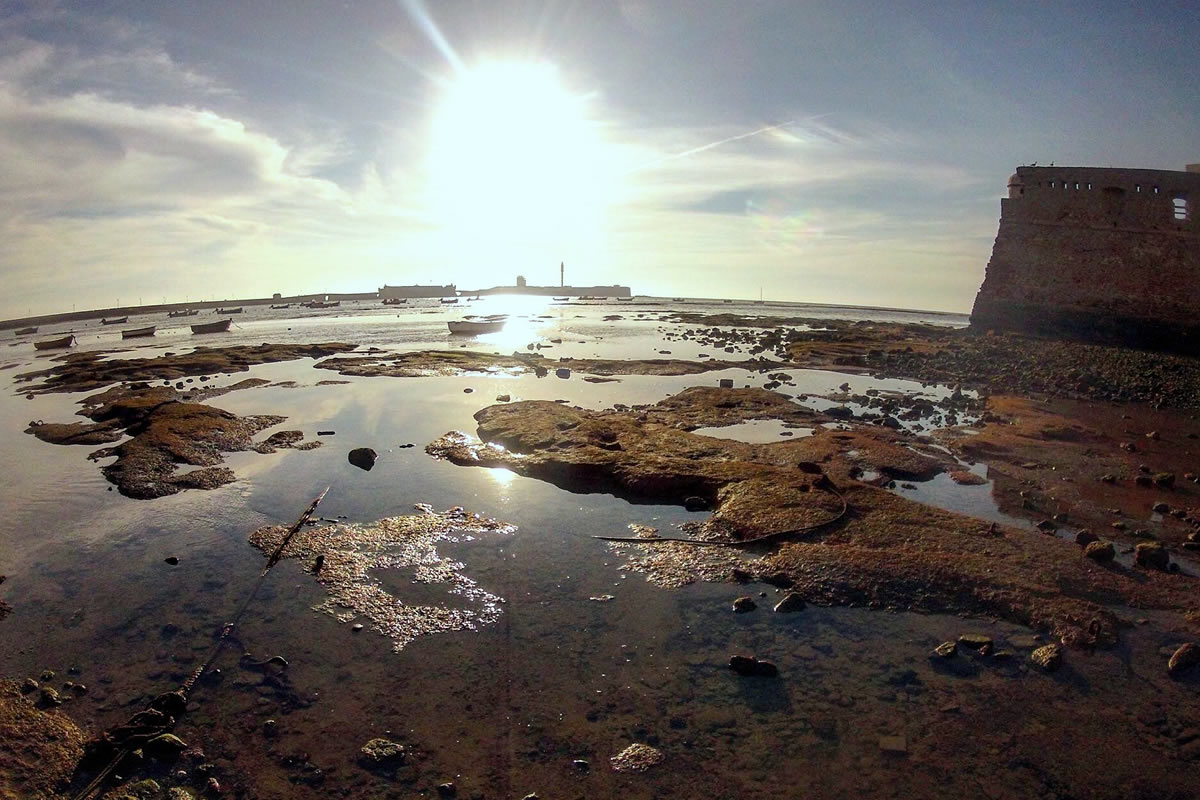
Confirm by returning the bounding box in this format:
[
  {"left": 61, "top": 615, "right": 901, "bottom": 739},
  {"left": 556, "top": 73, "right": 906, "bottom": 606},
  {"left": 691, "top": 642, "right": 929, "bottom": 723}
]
[{"left": 447, "top": 317, "right": 506, "bottom": 335}]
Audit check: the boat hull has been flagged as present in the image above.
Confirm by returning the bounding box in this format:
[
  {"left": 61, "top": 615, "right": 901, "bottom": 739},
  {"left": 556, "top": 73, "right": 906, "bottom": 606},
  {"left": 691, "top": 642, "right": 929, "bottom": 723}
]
[
  {"left": 122, "top": 326, "right": 156, "bottom": 339},
  {"left": 34, "top": 334, "right": 75, "bottom": 350},
  {"left": 447, "top": 320, "right": 505, "bottom": 335},
  {"left": 192, "top": 319, "right": 232, "bottom": 334}
]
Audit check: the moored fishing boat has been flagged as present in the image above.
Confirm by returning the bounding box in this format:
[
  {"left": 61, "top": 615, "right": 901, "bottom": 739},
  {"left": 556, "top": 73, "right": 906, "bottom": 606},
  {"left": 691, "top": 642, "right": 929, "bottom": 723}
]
[
  {"left": 34, "top": 334, "right": 75, "bottom": 350},
  {"left": 168, "top": 309, "right": 198, "bottom": 317},
  {"left": 215, "top": 307, "right": 243, "bottom": 314},
  {"left": 15, "top": 326, "right": 38, "bottom": 335},
  {"left": 121, "top": 325, "right": 156, "bottom": 339},
  {"left": 270, "top": 304, "right": 291, "bottom": 309},
  {"left": 303, "top": 300, "right": 340, "bottom": 309},
  {"left": 382, "top": 297, "right": 407, "bottom": 305},
  {"left": 440, "top": 297, "right": 460, "bottom": 304},
  {"left": 447, "top": 317, "right": 506, "bottom": 335},
  {"left": 192, "top": 318, "right": 232, "bottom": 334},
  {"left": 101, "top": 316, "right": 128, "bottom": 325}
]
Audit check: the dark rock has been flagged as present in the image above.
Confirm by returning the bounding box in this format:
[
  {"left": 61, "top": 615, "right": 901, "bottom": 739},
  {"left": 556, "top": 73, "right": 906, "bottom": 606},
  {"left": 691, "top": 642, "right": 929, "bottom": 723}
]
[
  {"left": 1083, "top": 541, "right": 1116, "bottom": 563},
  {"left": 348, "top": 447, "right": 377, "bottom": 471},
  {"left": 1168, "top": 643, "right": 1200, "bottom": 676},
  {"left": 1155, "top": 472, "right": 1176, "bottom": 488},
  {"left": 38, "top": 687, "right": 61, "bottom": 707},
  {"left": 729, "top": 655, "right": 778, "bottom": 677},
  {"left": 1074, "top": 529, "right": 1098, "bottom": 546},
  {"left": 359, "top": 738, "right": 405, "bottom": 767},
  {"left": 437, "top": 782, "right": 457, "bottom": 797},
  {"left": 1153, "top": 501, "right": 1170, "bottom": 513},
  {"left": 1035, "top": 519, "right": 1057, "bottom": 532},
  {"left": 164, "top": 556, "right": 179, "bottom": 565},
  {"left": 1030, "top": 643, "right": 1062, "bottom": 672},
  {"left": 1134, "top": 541, "right": 1170, "bottom": 571},
  {"left": 572, "top": 759, "right": 590, "bottom": 772},
  {"left": 931, "top": 641, "right": 957, "bottom": 659},
  {"left": 773, "top": 592, "right": 806, "bottom": 613},
  {"left": 144, "top": 733, "right": 189, "bottom": 757},
  {"left": 731, "top": 596, "right": 757, "bottom": 613},
  {"left": 957, "top": 634, "right": 993, "bottom": 650}
]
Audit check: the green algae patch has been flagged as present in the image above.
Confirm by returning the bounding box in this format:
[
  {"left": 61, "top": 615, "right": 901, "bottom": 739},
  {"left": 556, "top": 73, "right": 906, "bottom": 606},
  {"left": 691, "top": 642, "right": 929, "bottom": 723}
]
[{"left": 0, "top": 679, "right": 86, "bottom": 800}]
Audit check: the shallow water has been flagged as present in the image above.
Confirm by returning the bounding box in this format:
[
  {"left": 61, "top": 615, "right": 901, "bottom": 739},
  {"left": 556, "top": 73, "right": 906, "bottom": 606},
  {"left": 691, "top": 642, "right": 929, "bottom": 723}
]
[{"left": 2, "top": 303, "right": 1197, "bottom": 799}]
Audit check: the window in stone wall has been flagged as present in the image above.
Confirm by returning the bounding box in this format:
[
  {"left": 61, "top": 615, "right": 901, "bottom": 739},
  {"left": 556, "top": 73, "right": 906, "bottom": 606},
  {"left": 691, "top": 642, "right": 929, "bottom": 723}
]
[{"left": 1174, "top": 197, "right": 1190, "bottom": 221}]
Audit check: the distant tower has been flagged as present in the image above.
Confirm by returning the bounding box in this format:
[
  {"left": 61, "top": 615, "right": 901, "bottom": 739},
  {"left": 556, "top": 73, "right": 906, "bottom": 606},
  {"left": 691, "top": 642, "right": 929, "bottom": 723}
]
[
  {"left": 560, "top": 261, "right": 564, "bottom": 287},
  {"left": 516, "top": 275, "right": 527, "bottom": 288},
  {"left": 1007, "top": 172, "right": 1024, "bottom": 198}
]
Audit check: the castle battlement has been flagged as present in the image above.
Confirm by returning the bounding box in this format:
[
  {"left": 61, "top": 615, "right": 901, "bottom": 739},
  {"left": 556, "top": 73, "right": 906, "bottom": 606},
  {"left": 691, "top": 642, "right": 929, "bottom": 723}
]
[{"left": 970, "top": 165, "right": 1200, "bottom": 352}]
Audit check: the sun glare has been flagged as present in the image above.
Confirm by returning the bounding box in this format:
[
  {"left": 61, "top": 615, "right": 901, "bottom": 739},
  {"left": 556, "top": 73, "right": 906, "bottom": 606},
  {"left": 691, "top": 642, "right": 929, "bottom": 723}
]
[{"left": 425, "top": 62, "right": 620, "bottom": 270}]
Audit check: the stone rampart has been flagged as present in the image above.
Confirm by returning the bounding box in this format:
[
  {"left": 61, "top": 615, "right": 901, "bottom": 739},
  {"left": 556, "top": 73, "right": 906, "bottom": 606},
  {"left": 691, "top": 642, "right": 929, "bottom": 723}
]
[{"left": 971, "top": 166, "right": 1200, "bottom": 351}]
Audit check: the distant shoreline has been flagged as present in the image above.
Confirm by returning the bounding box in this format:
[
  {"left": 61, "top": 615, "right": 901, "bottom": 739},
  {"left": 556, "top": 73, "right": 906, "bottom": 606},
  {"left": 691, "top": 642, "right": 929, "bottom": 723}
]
[{"left": 0, "top": 292, "right": 968, "bottom": 331}]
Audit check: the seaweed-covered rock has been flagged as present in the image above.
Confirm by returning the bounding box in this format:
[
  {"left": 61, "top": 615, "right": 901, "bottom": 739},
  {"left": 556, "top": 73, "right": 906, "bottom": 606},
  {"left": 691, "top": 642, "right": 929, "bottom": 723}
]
[
  {"left": 359, "top": 738, "right": 405, "bottom": 767},
  {"left": 1030, "top": 644, "right": 1062, "bottom": 672},
  {"left": 1134, "top": 541, "right": 1170, "bottom": 571}
]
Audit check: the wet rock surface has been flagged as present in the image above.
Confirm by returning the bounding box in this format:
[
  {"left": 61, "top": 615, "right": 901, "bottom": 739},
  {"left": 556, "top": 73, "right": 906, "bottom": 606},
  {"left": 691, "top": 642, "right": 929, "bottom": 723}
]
[
  {"left": 22, "top": 377, "right": 331, "bottom": 497},
  {"left": 316, "top": 348, "right": 778, "bottom": 379},
  {"left": 428, "top": 387, "right": 1200, "bottom": 645},
  {"left": 0, "top": 679, "right": 86, "bottom": 799},
  {"left": 17, "top": 342, "right": 358, "bottom": 395}
]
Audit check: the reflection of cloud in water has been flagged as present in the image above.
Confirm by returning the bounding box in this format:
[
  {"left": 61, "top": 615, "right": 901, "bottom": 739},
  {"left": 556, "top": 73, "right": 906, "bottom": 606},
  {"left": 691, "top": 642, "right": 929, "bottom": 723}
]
[{"left": 249, "top": 505, "right": 515, "bottom": 651}]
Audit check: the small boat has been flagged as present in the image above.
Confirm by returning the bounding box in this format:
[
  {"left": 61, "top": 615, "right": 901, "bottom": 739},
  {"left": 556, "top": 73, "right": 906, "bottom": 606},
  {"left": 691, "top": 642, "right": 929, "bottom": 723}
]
[
  {"left": 448, "top": 318, "right": 506, "bottom": 335},
  {"left": 616, "top": 297, "right": 633, "bottom": 302},
  {"left": 303, "top": 300, "right": 340, "bottom": 309},
  {"left": 269, "top": 304, "right": 291, "bottom": 309},
  {"left": 672, "top": 298, "right": 685, "bottom": 302},
  {"left": 101, "top": 316, "right": 128, "bottom": 325},
  {"left": 440, "top": 297, "right": 460, "bottom": 304},
  {"left": 15, "top": 326, "right": 38, "bottom": 335},
  {"left": 552, "top": 297, "right": 569, "bottom": 301},
  {"left": 168, "top": 309, "right": 198, "bottom": 318},
  {"left": 215, "top": 307, "right": 243, "bottom": 314},
  {"left": 34, "top": 334, "right": 75, "bottom": 350},
  {"left": 122, "top": 325, "right": 156, "bottom": 339},
  {"left": 382, "top": 297, "right": 408, "bottom": 305},
  {"left": 192, "top": 319, "right": 232, "bottom": 334}
]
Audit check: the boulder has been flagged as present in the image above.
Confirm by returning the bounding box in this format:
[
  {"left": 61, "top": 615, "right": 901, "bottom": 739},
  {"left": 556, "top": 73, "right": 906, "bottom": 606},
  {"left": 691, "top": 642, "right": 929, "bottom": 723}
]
[
  {"left": 1030, "top": 644, "right": 1062, "bottom": 672},
  {"left": 773, "top": 592, "right": 806, "bottom": 613},
  {"left": 1083, "top": 541, "right": 1115, "bottom": 564},
  {"left": 1134, "top": 541, "right": 1170, "bottom": 571},
  {"left": 348, "top": 447, "right": 377, "bottom": 471}
]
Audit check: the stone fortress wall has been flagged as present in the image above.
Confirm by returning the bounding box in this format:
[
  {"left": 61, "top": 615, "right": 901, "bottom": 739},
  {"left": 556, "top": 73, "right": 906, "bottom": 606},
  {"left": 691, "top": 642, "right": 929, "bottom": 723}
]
[{"left": 970, "top": 164, "right": 1200, "bottom": 351}]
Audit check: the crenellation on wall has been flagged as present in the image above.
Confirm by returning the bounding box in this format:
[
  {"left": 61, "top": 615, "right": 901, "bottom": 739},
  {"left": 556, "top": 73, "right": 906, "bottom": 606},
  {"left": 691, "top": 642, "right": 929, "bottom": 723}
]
[{"left": 971, "top": 166, "right": 1200, "bottom": 352}]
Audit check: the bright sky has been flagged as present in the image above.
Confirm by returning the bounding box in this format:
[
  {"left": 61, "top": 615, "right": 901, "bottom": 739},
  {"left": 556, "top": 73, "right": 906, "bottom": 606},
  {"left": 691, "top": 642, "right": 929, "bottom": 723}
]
[{"left": 1, "top": 0, "right": 1196, "bottom": 318}]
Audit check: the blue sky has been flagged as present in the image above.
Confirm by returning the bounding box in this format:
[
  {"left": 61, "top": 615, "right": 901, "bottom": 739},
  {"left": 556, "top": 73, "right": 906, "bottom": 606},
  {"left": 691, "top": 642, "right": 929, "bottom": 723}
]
[{"left": 1, "top": 0, "right": 1196, "bottom": 317}]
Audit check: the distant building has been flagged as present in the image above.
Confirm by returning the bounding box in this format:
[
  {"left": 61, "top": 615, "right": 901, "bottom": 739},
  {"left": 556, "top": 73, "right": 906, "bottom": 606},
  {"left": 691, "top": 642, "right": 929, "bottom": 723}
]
[{"left": 971, "top": 165, "right": 1200, "bottom": 351}]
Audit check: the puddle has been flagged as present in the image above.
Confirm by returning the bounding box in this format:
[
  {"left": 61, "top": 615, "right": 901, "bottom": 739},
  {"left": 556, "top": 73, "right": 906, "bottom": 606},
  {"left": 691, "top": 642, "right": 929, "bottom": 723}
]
[{"left": 693, "top": 419, "right": 815, "bottom": 443}]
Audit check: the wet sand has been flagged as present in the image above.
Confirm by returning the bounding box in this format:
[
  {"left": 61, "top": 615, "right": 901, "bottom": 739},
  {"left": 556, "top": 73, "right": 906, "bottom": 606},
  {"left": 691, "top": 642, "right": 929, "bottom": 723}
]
[{"left": 2, "top": 298, "right": 1199, "bottom": 800}]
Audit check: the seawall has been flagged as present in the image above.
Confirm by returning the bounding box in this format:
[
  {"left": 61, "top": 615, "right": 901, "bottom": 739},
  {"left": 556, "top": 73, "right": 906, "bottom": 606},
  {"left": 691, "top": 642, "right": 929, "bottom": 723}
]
[{"left": 970, "top": 166, "right": 1200, "bottom": 352}]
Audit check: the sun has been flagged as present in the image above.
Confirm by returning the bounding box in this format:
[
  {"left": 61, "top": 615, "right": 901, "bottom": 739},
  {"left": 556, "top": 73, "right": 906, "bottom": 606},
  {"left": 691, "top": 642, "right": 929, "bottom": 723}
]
[{"left": 424, "top": 61, "right": 621, "bottom": 269}]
